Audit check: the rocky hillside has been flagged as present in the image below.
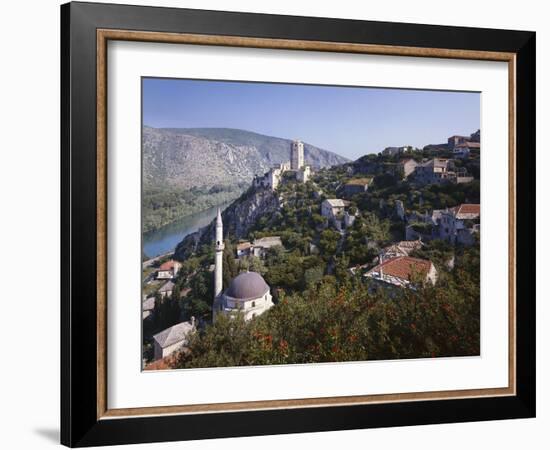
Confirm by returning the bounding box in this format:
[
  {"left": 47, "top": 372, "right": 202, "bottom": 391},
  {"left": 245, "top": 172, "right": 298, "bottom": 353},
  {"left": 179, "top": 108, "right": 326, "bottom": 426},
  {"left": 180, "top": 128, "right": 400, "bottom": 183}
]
[
  {"left": 143, "top": 126, "right": 349, "bottom": 190},
  {"left": 174, "top": 187, "right": 281, "bottom": 260}
]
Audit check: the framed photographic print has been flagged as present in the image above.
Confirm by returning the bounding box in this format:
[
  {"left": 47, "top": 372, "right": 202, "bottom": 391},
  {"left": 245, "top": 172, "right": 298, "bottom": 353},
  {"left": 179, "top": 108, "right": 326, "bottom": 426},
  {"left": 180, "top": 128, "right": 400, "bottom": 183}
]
[{"left": 61, "top": 1, "right": 536, "bottom": 447}]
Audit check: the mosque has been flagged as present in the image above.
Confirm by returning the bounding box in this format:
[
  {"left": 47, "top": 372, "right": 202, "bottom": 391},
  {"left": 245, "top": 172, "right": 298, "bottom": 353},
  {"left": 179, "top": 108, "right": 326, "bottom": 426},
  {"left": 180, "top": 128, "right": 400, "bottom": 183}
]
[{"left": 212, "top": 208, "right": 274, "bottom": 322}]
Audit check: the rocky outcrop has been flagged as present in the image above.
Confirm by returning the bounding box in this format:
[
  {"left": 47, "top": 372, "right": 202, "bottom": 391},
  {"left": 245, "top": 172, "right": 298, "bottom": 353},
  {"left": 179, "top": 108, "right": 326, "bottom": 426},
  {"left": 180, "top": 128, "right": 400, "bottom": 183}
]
[
  {"left": 174, "top": 187, "right": 281, "bottom": 260},
  {"left": 223, "top": 188, "right": 280, "bottom": 238}
]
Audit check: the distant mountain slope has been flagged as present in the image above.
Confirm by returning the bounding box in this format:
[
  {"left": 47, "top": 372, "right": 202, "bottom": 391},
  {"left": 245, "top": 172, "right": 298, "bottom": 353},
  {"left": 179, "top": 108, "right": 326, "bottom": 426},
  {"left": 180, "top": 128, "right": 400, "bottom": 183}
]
[
  {"left": 143, "top": 127, "right": 264, "bottom": 190},
  {"left": 142, "top": 126, "right": 348, "bottom": 232},
  {"left": 143, "top": 127, "right": 349, "bottom": 189}
]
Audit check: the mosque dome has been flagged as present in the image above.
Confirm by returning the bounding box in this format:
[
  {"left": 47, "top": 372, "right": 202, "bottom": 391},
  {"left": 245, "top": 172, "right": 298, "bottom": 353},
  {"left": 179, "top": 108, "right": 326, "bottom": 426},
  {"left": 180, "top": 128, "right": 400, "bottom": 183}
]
[{"left": 225, "top": 272, "right": 269, "bottom": 300}]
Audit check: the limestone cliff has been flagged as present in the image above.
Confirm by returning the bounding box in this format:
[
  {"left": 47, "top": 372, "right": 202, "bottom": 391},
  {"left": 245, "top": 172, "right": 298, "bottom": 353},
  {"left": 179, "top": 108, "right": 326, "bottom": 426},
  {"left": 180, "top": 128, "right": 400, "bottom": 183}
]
[{"left": 174, "top": 187, "right": 281, "bottom": 260}]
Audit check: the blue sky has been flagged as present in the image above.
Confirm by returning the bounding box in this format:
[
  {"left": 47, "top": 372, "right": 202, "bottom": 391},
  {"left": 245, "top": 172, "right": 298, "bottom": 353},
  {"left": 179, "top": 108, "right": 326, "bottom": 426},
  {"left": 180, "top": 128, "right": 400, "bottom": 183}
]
[{"left": 143, "top": 78, "right": 479, "bottom": 161}]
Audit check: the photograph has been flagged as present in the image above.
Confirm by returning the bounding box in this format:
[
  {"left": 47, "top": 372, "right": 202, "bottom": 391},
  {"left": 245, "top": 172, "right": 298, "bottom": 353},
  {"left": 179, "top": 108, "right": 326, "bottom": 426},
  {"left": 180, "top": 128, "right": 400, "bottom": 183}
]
[
  {"left": 55, "top": 1, "right": 537, "bottom": 446},
  {"left": 141, "top": 78, "right": 481, "bottom": 370}
]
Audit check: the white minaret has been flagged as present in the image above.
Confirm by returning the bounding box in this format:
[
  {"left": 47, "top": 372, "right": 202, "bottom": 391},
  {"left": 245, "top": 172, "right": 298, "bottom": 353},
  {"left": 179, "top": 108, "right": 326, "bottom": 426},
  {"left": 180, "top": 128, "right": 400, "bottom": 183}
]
[
  {"left": 214, "top": 208, "right": 224, "bottom": 299},
  {"left": 291, "top": 140, "right": 304, "bottom": 170}
]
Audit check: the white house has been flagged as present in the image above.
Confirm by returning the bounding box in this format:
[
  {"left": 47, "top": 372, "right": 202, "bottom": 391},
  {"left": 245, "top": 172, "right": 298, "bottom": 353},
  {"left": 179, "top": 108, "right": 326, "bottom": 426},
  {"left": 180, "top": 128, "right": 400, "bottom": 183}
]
[
  {"left": 236, "top": 241, "right": 253, "bottom": 258},
  {"left": 321, "top": 199, "right": 346, "bottom": 220},
  {"left": 152, "top": 318, "right": 196, "bottom": 361},
  {"left": 157, "top": 260, "right": 182, "bottom": 280}
]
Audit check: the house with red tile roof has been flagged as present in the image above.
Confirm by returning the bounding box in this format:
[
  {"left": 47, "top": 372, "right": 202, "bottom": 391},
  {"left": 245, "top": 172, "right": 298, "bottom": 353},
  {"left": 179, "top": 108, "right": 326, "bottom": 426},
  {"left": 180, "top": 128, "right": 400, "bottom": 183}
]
[
  {"left": 365, "top": 256, "right": 438, "bottom": 288},
  {"left": 157, "top": 260, "right": 182, "bottom": 280}
]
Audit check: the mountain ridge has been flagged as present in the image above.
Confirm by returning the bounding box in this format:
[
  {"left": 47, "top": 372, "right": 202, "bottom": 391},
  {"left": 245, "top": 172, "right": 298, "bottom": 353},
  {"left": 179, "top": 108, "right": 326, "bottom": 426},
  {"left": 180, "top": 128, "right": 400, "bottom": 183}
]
[
  {"left": 143, "top": 126, "right": 349, "bottom": 190},
  {"left": 142, "top": 126, "right": 349, "bottom": 233}
]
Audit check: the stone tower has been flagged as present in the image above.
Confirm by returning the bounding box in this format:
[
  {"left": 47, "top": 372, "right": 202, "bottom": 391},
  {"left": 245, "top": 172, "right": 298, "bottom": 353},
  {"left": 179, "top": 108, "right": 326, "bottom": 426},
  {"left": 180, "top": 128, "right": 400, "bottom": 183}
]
[
  {"left": 291, "top": 140, "right": 304, "bottom": 170},
  {"left": 214, "top": 208, "right": 224, "bottom": 299}
]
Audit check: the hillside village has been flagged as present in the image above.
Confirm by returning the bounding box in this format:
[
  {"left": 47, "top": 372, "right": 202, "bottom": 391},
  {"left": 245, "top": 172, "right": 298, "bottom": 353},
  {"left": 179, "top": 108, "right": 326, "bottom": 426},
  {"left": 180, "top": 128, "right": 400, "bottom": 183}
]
[{"left": 142, "top": 130, "right": 481, "bottom": 369}]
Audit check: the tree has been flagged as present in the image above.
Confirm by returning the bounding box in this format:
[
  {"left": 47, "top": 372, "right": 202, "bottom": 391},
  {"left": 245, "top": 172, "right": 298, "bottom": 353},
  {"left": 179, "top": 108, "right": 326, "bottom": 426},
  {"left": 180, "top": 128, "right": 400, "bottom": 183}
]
[
  {"left": 319, "top": 229, "right": 340, "bottom": 257},
  {"left": 374, "top": 172, "right": 397, "bottom": 188},
  {"left": 153, "top": 293, "right": 181, "bottom": 332},
  {"left": 222, "top": 239, "right": 238, "bottom": 289},
  {"left": 361, "top": 211, "right": 391, "bottom": 243},
  {"left": 175, "top": 260, "right": 481, "bottom": 369},
  {"left": 304, "top": 265, "right": 324, "bottom": 289},
  {"left": 238, "top": 255, "right": 267, "bottom": 275}
]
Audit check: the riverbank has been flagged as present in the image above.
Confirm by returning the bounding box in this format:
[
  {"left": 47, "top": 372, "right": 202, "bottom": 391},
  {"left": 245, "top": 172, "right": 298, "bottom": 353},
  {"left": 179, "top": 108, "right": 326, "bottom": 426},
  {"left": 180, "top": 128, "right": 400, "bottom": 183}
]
[
  {"left": 143, "top": 201, "right": 232, "bottom": 258},
  {"left": 142, "top": 251, "right": 173, "bottom": 269}
]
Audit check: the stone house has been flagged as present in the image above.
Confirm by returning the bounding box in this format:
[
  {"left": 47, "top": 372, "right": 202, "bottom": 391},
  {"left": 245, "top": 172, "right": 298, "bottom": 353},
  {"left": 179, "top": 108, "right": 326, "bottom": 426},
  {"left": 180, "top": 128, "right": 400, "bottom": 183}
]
[
  {"left": 158, "top": 280, "right": 175, "bottom": 298},
  {"left": 405, "top": 209, "right": 443, "bottom": 241},
  {"left": 413, "top": 158, "right": 455, "bottom": 184},
  {"left": 321, "top": 199, "right": 346, "bottom": 220},
  {"left": 453, "top": 143, "right": 471, "bottom": 159},
  {"left": 447, "top": 135, "right": 469, "bottom": 149},
  {"left": 453, "top": 142, "right": 480, "bottom": 159},
  {"left": 152, "top": 318, "right": 196, "bottom": 361},
  {"left": 236, "top": 236, "right": 283, "bottom": 259},
  {"left": 438, "top": 203, "right": 480, "bottom": 245},
  {"left": 142, "top": 297, "right": 155, "bottom": 321},
  {"left": 379, "top": 240, "right": 424, "bottom": 263},
  {"left": 236, "top": 241, "right": 253, "bottom": 258},
  {"left": 397, "top": 158, "right": 418, "bottom": 178},
  {"left": 343, "top": 178, "right": 372, "bottom": 196},
  {"left": 382, "top": 145, "right": 412, "bottom": 156}
]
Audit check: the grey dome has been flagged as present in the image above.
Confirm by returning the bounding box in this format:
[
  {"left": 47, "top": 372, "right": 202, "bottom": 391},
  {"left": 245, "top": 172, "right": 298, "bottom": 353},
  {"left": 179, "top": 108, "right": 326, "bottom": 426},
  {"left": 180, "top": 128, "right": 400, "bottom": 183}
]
[{"left": 225, "top": 272, "right": 269, "bottom": 300}]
